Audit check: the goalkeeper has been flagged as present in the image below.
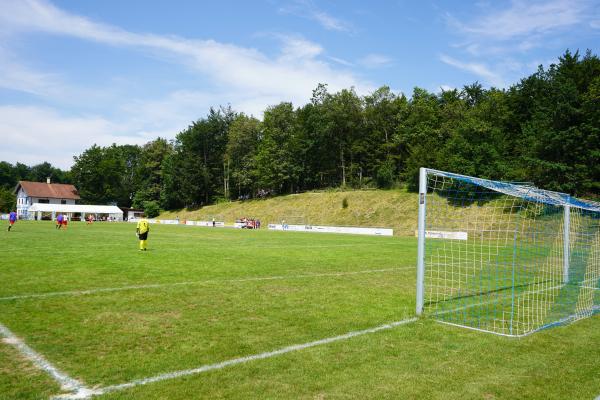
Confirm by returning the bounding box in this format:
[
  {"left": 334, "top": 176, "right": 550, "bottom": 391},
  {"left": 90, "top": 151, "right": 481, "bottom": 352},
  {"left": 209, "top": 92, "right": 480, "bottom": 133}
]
[{"left": 136, "top": 215, "right": 150, "bottom": 251}]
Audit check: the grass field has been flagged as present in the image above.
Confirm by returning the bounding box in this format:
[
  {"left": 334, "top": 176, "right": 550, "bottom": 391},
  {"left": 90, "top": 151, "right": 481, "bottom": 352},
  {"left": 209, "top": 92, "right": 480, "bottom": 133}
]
[{"left": 1, "top": 221, "right": 600, "bottom": 399}]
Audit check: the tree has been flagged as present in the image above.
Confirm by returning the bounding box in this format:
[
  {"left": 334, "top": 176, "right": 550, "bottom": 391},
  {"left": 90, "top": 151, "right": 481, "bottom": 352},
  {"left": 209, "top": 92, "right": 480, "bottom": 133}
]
[
  {"left": 512, "top": 50, "right": 600, "bottom": 195},
  {"left": 322, "top": 88, "right": 364, "bottom": 187},
  {"left": 71, "top": 144, "right": 141, "bottom": 206},
  {"left": 161, "top": 106, "right": 236, "bottom": 208},
  {"left": 0, "top": 188, "right": 15, "bottom": 212},
  {"left": 255, "top": 102, "right": 303, "bottom": 194},
  {"left": 133, "top": 138, "right": 172, "bottom": 209},
  {"left": 225, "top": 114, "right": 261, "bottom": 199},
  {"left": 29, "top": 162, "right": 68, "bottom": 183}
]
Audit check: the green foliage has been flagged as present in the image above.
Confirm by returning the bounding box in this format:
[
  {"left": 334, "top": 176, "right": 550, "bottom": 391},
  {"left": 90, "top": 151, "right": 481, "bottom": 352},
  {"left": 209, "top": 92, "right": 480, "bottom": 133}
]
[
  {"left": 71, "top": 144, "right": 141, "bottom": 206},
  {"left": 342, "top": 196, "right": 349, "bottom": 209},
  {"left": 225, "top": 114, "right": 261, "bottom": 199},
  {"left": 376, "top": 160, "right": 395, "bottom": 188},
  {"left": 0, "top": 187, "right": 16, "bottom": 212},
  {"left": 143, "top": 200, "right": 161, "bottom": 218},
  {"left": 255, "top": 102, "right": 303, "bottom": 194},
  {"left": 162, "top": 106, "right": 236, "bottom": 208},
  {"left": 6, "top": 49, "right": 596, "bottom": 209},
  {"left": 0, "top": 161, "right": 70, "bottom": 191}
]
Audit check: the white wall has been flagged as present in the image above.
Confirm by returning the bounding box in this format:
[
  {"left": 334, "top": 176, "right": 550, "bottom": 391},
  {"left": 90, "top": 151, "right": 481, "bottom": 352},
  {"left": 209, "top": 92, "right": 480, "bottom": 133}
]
[
  {"left": 16, "top": 188, "right": 28, "bottom": 217},
  {"left": 16, "top": 187, "right": 77, "bottom": 218},
  {"left": 30, "top": 197, "right": 76, "bottom": 205}
]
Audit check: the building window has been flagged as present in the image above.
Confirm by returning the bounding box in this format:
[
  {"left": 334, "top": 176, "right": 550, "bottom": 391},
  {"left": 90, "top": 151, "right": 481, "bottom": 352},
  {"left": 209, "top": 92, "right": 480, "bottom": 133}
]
[
  {"left": 38, "top": 199, "right": 50, "bottom": 204},
  {"left": 61, "top": 200, "right": 67, "bottom": 204}
]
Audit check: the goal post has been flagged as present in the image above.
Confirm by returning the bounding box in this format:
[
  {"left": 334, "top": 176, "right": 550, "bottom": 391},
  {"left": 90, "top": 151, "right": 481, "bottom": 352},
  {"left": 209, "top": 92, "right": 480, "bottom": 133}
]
[{"left": 416, "top": 168, "right": 600, "bottom": 336}]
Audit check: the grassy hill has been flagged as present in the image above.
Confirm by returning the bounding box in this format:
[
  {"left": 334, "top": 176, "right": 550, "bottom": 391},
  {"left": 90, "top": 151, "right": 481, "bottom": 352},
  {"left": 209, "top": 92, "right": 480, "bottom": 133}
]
[{"left": 159, "top": 189, "right": 420, "bottom": 236}]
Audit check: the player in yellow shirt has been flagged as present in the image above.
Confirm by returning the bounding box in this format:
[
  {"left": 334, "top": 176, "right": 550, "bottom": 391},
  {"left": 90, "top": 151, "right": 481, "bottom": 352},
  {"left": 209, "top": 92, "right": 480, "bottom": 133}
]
[{"left": 136, "top": 215, "right": 150, "bottom": 251}]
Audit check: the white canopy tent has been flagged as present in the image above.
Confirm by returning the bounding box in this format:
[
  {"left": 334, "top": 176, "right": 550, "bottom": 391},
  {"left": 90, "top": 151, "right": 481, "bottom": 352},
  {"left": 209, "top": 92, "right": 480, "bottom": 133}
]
[{"left": 27, "top": 203, "right": 123, "bottom": 221}]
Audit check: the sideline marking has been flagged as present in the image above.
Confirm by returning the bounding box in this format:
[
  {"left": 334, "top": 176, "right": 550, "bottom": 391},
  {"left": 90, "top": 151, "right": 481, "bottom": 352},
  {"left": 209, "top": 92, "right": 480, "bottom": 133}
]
[
  {"left": 91, "top": 317, "right": 418, "bottom": 397},
  {"left": 0, "top": 267, "right": 413, "bottom": 301},
  {"left": 0, "top": 322, "right": 99, "bottom": 399}
]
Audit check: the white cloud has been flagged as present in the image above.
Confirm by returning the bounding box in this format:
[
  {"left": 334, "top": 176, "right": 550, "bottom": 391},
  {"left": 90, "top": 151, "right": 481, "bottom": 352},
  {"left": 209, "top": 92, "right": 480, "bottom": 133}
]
[
  {"left": 440, "top": 54, "right": 505, "bottom": 87},
  {"left": 0, "top": 0, "right": 371, "bottom": 99},
  {"left": 454, "top": 0, "right": 588, "bottom": 40},
  {"left": 278, "top": 0, "right": 353, "bottom": 32},
  {"left": 359, "top": 54, "right": 393, "bottom": 68},
  {"left": 278, "top": 35, "right": 323, "bottom": 60},
  {"left": 441, "top": 0, "right": 598, "bottom": 88},
  {"left": 0, "top": 46, "right": 64, "bottom": 96},
  {"left": 327, "top": 56, "right": 354, "bottom": 67},
  {"left": 0, "top": 0, "right": 377, "bottom": 168},
  {"left": 0, "top": 105, "right": 148, "bottom": 169},
  {"left": 312, "top": 11, "right": 350, "bottom": 32}
]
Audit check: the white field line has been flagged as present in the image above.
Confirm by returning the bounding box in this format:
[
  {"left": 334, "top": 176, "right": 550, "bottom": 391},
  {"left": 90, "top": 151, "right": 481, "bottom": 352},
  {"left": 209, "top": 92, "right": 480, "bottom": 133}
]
[
  {"left": 0, "top": 322, "right": 100, "bottom": 400},
  {"left": 0, "top": 266, "right": 414, "bottom": 302},
  {"left": 90, "top": 317, "right": 417, "bottom": 397}
]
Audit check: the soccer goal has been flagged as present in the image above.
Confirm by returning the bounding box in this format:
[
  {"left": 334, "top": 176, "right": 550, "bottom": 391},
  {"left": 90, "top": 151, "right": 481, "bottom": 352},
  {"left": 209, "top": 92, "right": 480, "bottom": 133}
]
[
  {"left": 278, "top": 214, "right": 307, "bottom": 226},
  {"left": 415, "top": 168, "right": 600, "bottom": 336}
]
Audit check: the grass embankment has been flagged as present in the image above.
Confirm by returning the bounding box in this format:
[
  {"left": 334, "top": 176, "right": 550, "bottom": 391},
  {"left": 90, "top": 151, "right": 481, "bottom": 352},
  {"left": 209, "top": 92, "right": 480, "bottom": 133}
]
[{"left": 160, "top": 189, "right": 420, "bottom": 235}]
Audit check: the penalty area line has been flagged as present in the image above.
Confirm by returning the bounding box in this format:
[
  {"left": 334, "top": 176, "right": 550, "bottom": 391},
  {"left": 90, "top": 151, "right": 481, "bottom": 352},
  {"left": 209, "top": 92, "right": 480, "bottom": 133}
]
[
  {"left": 0, "top": 321, "right": 99, "bottom": 400},
  {"left": 0, "top": 266, "right": 414, "bottom": 302},
  {"left": 93, "top": 317, "right": 418, "bottom": 397}
]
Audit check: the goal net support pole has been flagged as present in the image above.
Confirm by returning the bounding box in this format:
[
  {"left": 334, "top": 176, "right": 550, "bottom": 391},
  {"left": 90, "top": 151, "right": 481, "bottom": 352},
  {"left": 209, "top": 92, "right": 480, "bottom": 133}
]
[
  {"left": 563, "top": 204, "right": 570, "bottom": 284},
  {"left": 416, "top": 167, "right": 426, "bottom": 316}
]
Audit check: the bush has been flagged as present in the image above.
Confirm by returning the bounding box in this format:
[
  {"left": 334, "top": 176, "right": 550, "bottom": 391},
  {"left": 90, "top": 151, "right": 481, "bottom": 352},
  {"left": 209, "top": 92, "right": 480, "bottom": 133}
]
[
  {"left": 376, "top": 161, "right": 395, "bottom": 189},
  {"left": 143, "top": 201, "right": 161, "bottom": 218},
  {"left": 342, "top": 197, "right": 349, "bottom": 209}
]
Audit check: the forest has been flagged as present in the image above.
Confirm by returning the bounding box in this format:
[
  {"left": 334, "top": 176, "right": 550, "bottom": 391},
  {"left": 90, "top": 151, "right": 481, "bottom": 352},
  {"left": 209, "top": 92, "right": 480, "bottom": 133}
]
[{"left": 0, "top": 50, "right": 598, "bottom": 215}]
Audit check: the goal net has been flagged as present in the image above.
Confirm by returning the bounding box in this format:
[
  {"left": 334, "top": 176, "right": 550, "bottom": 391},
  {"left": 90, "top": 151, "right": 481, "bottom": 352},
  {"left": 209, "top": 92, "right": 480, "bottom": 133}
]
[
  {"left": 278, "top": 215, "right": 307, "bottom": 226},
  {"left": 416, "top": 168, "right": 600, "bottom": 336}
]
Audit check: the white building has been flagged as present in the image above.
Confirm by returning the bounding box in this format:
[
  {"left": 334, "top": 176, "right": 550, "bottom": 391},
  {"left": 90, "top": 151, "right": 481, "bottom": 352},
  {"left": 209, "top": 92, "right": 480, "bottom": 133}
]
[{"left": 14, "top": 179, "right": 80, "bottom": 219}]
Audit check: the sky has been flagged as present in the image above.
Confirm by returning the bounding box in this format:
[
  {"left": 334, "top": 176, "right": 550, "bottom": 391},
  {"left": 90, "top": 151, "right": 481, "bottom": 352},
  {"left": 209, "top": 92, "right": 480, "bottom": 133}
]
[{"left": 0, "top": 0, "right": 598, "bottom": 169}]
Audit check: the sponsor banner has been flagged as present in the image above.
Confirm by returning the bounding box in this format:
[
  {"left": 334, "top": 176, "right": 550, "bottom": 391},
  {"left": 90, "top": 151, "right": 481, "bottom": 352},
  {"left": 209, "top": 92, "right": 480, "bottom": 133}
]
[
  {"left": 159, "top": 219, "right": 179, "bottom": 225},
  {"left": 415, "top": 230, "right": 468, "bottom": 240},
  {"left": 130, "top": 218, "right": 224, "bottom": 227},
  {"left": 268, "top": 224, "right": 307, "bottom": 232},
  {"left": 269, "top": 224, "right": 393, "bottom": 236},
  {"left": 194, "top": 221, "right": 225, "bottom": 227}
]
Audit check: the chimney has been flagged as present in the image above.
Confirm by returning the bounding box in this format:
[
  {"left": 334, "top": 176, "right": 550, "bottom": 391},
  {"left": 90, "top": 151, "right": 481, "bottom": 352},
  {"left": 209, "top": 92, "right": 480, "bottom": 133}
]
[{"left": 46, "top": 177, "right": 51, "bottom": 184}]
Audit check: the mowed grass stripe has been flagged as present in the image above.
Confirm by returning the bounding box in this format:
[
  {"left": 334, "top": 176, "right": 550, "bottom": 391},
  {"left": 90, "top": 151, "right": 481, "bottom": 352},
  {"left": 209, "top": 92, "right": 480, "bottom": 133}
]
[
  {"left": 0, "top": 221, "right": 415, "bottom": 297},
  {"left": 0, "top": 271, "right": 414, "bottom": 386},
  {"left": 0, "top": 267, "right": 413, "bottom": 301},
  {"left": 95, "top": 317, "right": 418, "bottom": 397},
  {"left": 1, "top": 221, "right": 414, "bottom": 391}
]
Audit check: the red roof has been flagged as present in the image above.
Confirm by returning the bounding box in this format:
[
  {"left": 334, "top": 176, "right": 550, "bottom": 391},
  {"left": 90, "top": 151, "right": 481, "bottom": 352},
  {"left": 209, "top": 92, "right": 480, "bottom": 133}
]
[{"left": 16, "top": 181, "right": 80, "bottom": 200}]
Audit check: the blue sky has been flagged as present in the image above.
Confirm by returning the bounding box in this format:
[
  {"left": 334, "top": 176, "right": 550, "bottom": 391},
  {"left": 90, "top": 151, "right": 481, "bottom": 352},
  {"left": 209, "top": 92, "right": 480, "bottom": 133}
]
[{"left": 0, "top": 0, "right": 598, "bottom": 169}]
